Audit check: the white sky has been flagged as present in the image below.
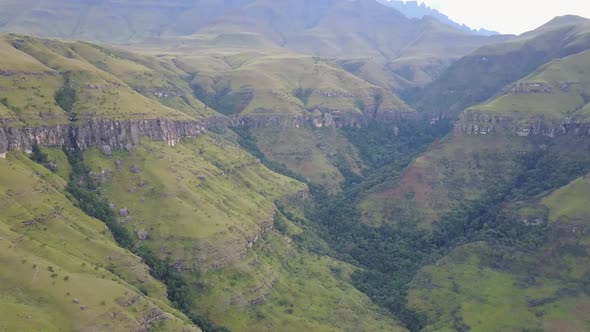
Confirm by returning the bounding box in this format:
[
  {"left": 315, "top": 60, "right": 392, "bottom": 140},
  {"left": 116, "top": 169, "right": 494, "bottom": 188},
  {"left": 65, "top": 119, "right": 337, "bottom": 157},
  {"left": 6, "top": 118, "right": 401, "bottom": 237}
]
[{"left": 419, "top": 0, "right": 590, "bottom": 34}]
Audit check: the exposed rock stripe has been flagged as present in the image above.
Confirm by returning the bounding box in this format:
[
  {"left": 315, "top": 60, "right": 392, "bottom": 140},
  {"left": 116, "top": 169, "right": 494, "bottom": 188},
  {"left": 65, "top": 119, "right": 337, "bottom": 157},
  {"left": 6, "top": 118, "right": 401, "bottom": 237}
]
[
  {"left": 454, "top": 111, "right": 590, "bottom": 137},
  {"left": 0, "top": 110, "right": 413, "bottom": 156},
  {"left": 0, "top": 118, "right": 207, "bottom": 156}
]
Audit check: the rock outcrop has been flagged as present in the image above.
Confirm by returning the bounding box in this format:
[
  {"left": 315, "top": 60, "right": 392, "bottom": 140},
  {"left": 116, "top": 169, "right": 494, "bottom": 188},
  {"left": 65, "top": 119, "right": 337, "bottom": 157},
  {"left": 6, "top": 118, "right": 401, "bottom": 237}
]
[
  {"left": 454, "top": 111, "right": 590, "bottom": 137},
  {"left": 232, "top": 109, "right": 415, "bottom": 129},
  {"left": 0, "top": 118, "right": 207, "bottom": 156},
  {"left": 0, "top": 108, "right": 414, "bottom": 157}
]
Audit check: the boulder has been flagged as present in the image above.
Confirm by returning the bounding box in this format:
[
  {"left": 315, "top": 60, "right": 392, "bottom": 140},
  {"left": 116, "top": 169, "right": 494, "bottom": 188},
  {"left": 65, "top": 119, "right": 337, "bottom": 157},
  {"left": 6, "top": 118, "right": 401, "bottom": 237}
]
[
  {"left": 136, "top": 229, "right": 148, "bottom": 240},
  {"left": 119, "top": 208, "right": 130, "bottom": 217},
  {"left": 101, "top": 145, "right": 112, "bottom": 157},
  {"left": 46, "top": 160, "right": 58, "bottom": 171}
]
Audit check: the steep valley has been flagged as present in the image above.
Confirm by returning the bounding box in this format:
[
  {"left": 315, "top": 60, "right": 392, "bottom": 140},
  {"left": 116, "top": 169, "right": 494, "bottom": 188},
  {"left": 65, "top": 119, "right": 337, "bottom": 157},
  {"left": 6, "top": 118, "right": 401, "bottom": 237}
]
[{"left": 0, "top": 2, "right": 590, "bottom": 332}]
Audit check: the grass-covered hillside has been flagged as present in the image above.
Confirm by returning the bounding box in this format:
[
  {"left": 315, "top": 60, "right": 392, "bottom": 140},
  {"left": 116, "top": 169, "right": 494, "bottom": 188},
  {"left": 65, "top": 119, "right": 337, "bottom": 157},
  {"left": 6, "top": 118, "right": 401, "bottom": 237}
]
[
  {"left": 251, "top": 126, "right": 365, "bottom": 192},
  {"left": 0, "top": 151, "right": 198, "bottom": 331},
  {"left": 463, "top": 49, "right": 590, "bottom": 128},
  {"left": 0, "top": 32, "right": 416, "bottom": 331},
  {"left": 414, "top": 15, "right": 590, "bottom": 117},
  {"left": 0, "top": 0, "right": 504, "bottom": 90},
  {"left": 359, "top": 135, "right": 538, "bottom": 228},
  {"left": 177, "top": 53, "right": 410, "bottom": 118},
  {"left": 81, "top": 133, "right": 405, "bottom": 331},
  {"left": 0, "top": 35, "right": 198, "bottom": 126},
  {"left": 83, "top": 134, "right": 305, "bottom": 271},
  {"left": 409, "top": 172, "right": 590, "bottom": 331}
]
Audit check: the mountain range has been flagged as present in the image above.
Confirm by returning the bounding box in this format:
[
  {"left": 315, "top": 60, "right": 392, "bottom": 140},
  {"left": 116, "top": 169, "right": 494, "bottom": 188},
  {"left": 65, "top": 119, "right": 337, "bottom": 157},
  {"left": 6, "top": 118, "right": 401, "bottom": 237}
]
[
  {"left": 0, "top": 1, "right": 589, "bottom": 331},
  {"left": 377, "top": 0, "right": 499, "bottom": 35}
]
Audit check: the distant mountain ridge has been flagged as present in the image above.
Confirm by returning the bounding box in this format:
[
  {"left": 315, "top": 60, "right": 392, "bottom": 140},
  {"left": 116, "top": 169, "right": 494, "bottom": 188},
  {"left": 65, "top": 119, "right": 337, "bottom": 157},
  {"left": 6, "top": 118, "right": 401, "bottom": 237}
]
[
  {"left": 0, "top": 0, "right": 508, "bottom": 92},
  {"left": 413, "top": 15, "right": 590, "bottom": 117},
  {"left": 377, "top": 0, "right": 499, "bottom": 36}
]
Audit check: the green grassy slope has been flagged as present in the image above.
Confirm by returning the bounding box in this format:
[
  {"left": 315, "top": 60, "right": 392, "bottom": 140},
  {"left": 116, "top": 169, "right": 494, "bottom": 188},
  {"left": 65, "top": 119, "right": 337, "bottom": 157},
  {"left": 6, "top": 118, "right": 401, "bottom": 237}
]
[
  {"left": 409, "top": 173, "right": 590, "bottom": 331},
  {"left": 414, "top": 15, "right": 590, "bottom": 117},
  {"left": 83, "top": 135, "right": 304, "bottom": 269},
  {"left": 176, "top": 0, "right": 504, "bottom": 89},
  {"left": 0, "top": 0, "right": 255, "bottom": 43},
  {"left": 0, "top": 35, "right": 197, "bottom": 126},
  {"left": 0, "top": 0, "right": 503, "bottom": 90},
  {"left": 177, "top": 53, "right": 410, "bottom": 117},
  {"left": 82, "top": 134, "right": 405, "bottom": 330},
  {"left": 67, "top": 42, "right": 217, "bottom": 119},
  {"left": 190, "top": 224, "right": 405, "bottom": 332},
  {"left": 465, "top": 49, "right": 590, "bottom": 125},
  {"left": 0, "top": 151, "right": 198, "bottom": 331},
  {"left": 359, "top": 135, "right": 537, "bottom": 228},
  {"left": 252, "top": 126, "right": 365, "bottom": 192},
  {"left": 0, "top": 32, "right": 410, "bottom": 330}
]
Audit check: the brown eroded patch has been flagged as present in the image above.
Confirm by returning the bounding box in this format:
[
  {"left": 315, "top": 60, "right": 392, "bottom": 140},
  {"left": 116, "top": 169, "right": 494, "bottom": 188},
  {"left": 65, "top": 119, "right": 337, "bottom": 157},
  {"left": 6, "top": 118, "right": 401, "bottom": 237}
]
[
  {"left": 543, "top": 319, "right": 581, "bottom": 332},
  {"left": 374, "top": 157, "right": 436, "bottom": 204}
]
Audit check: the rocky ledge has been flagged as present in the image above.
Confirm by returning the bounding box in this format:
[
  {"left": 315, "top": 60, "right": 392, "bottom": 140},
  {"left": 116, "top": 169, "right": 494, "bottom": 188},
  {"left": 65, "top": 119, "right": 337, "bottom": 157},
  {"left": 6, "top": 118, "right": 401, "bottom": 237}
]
[
  {"left": 0, "top": 118, "right": 207, "bottom": 157},
  {"left": 232, "top": 109, "right": 415, "bottom": 129},
  {"left": 455, "top": 111, "right": 590, "bottom": 137},
  {"left": 0, "top": 108, "right": 414, "bottom": 157}
]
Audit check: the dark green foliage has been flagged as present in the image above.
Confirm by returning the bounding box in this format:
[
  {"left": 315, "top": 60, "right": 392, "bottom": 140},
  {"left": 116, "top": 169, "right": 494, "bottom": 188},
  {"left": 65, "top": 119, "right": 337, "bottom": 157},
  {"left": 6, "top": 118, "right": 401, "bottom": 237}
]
[
  {"left": 507, "top": 148, "right": 590, "bottom": 201},
  {"left": 341, "top": 118, "right": 452, "bottom": 170},
  {"left": 293, "top": 88, "right": 314, "bottom": 106},
  {"left": 63, "top": 149, "right": 229, "bottom": 332},
  {"left": 0, "top": 97, "right": 8, "bottom": 107},
  {"left": 182, "top": 117, "right": 590, "bottom": 330},
  {"left": 273, "top": 213, "right": 288, "bottom": 234},
  {"left": 55, "top": 79, "right": 76, "bottom": 114},
  {"left": 30, "top": 143, "right": 49, "bottom": 164},
  {"left": 302, "top": 126, "right": 585, "bottom": 331},
  {"left": 275, "top": 202, "right": 333, "bottom": 256},
  {"left": 192, "top": 85, "right": 252, "bottom": 116},
  {"left": 65, "top": 149, "right": 134, "bottom": 248},
  {"left": 231, "top": 119, "right": 590, "bottom": 331},
  {"left": 134, "top": 247, "right": 192, "bottom": 311},
  {"left": 409, "top": 48, "right": 570, "bottom": 117}
]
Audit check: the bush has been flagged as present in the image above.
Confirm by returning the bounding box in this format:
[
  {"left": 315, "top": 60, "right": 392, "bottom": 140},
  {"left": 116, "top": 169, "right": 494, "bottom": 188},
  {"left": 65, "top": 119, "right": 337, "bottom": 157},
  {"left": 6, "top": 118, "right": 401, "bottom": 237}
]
[{"left": 30, "top": 144, "right": 48, "bottom": 164}]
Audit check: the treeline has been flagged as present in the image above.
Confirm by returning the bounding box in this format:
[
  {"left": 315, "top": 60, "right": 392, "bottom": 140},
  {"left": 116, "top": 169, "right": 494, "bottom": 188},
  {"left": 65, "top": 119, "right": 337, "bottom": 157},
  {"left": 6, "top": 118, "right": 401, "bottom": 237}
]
[
  {"left": 307, "top": 132, "right": 590, "bottom": 331},
  {"left": 341, "top": 118, "right": 452, "bottom": 170},
  {"left": 60, "top": 149, "right": 229, "bottom": 332},
  {"left": 231, "top": 120, "right": 590, "bottom": 331}
]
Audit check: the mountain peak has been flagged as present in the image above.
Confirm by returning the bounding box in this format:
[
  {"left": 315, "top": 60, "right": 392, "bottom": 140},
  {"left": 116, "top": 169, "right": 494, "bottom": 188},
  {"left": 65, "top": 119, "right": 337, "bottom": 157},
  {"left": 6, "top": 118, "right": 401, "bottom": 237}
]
[
  {"left": 543, "top": 15, "right": 590, "bottom": 28},
  {"left": 377, "top": 0, "right": 499, "bottom": 35}
]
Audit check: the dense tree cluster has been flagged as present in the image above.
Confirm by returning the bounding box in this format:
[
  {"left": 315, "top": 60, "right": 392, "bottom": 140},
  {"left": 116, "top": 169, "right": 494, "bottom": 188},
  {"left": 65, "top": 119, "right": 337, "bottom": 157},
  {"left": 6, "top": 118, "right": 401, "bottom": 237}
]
[{"left": 291, "top": 122, "right": 587, "bottom": 331}]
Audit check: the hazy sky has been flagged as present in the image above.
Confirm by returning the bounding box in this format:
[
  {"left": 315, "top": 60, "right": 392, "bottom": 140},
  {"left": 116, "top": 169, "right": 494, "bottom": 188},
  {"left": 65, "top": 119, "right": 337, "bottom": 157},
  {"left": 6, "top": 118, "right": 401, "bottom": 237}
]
[{"left": 419, "top": 0, "right": 590, "bottom": 34}]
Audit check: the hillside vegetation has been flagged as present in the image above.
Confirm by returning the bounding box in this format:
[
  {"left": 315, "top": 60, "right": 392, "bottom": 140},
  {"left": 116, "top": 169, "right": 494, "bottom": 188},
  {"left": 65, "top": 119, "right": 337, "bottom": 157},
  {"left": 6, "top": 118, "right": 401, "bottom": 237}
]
[
  {"left": 0, "top": 151, "right": 198, "bottom": 331},
  {"left": 0, "top": 35, "right": 199, "bottom": 126},
  {"left": 0, "top": 0, "right": 504, "bottom": 90},
  {"left": 414, "top": 15, "right": 590, "bottom": 117},
  {"left": 467, "top": 49, "right": 590, "bottom": 125},
  {"left": 1, "top": 4, "right": 590, "bottom": 332},
  {"left": 180, "top": 53, "right": 409, "bottom": 117}
]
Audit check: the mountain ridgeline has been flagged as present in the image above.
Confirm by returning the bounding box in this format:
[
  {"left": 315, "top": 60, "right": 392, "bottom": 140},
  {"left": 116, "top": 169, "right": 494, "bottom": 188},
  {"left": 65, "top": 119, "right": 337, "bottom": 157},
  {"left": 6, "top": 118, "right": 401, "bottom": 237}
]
[
  {"left": 377, "top": 0, "right": 499, "bottom": 35},
  {"left": 0, "top": 1, "right": 589, "bottom": 331}
]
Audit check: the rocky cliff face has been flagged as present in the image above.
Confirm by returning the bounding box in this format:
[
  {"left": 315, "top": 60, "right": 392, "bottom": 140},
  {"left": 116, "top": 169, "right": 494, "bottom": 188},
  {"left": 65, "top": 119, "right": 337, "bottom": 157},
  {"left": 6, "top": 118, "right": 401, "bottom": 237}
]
[
  {"left": 454, "top": 111, "right": 590, "bottom": 137},
  {"left": 0, "top": 109, "right": 414, "bottom": 157},
  {"left": 0, "top": 118, "right": 207, "bottom": 157},
  {"left": 232, "top": 109, "right": 416, "bottom": 129}
]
